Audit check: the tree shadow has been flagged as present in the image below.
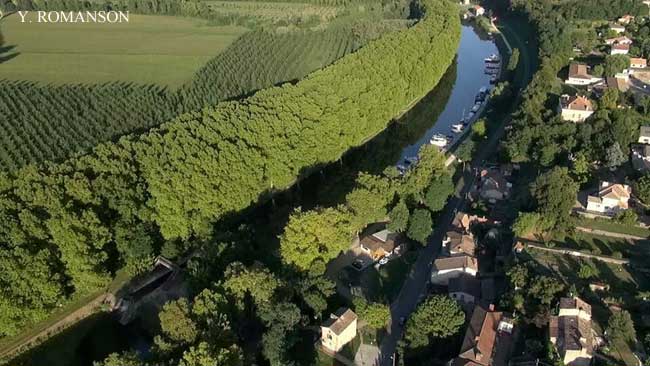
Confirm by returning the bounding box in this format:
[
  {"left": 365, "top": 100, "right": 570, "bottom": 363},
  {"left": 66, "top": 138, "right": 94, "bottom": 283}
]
[{"left": 0, "top": 44, "right": 19, "bottom": 64}]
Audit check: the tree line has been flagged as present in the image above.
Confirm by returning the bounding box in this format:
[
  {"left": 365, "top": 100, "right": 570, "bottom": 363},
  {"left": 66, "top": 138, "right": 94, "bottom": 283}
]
[{"left": 0, "top": 0, "right": 461, "bottom": 339}]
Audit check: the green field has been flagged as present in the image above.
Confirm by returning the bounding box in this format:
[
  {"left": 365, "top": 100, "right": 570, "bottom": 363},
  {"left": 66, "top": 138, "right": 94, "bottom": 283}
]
[{"left": 0, "top": 13, "right": 247, "bottom": 87}]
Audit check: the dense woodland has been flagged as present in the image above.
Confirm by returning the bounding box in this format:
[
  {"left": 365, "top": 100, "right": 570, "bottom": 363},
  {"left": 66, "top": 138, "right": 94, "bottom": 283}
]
[{"left": 0, "top": 0, "right": 460, "bottom": 351}]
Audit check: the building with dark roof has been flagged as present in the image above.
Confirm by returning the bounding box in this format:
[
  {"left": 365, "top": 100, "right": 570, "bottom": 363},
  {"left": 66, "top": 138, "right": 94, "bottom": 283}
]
[{"left": 549, "top": 297, "right": 593, "bottom": 366}]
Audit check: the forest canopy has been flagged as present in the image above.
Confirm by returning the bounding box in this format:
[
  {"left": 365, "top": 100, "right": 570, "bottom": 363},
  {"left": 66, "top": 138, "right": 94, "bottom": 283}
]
[{"left": 0, "top": 0, "right": 461, "bottom": 337}]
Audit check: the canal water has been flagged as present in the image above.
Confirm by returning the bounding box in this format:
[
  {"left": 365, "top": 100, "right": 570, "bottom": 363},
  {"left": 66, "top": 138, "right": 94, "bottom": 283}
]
[
  {"left": 398, "top": 24, "right": 498, "bottom": 162},
  {"left": 11, "top": 24, "right": 498, "bottom": 366}
]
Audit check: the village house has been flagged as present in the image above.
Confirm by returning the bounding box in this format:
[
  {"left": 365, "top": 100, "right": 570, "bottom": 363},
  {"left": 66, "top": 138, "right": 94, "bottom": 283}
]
[
  {"left": 618, "top": 14, "right": 635, "bottom": 24},
  {"left": 449, "top": 275, "right": 481, "bottom": 305},
  {"left": 478, "top": 169, "right": 512, "bottom": 203},
  {"left": 320, "top": 308, "right": 358, "bottom": 353},
  {"left": 585, "top": 181, "right": 631, "bottom": 215},
  {"left": 631, "top": 57, "right": 647, "bottom": 68},
  {"left": 589, "top": 282, "right": 610, "bottom": 292},
  {"left": 451, "top": 212, "right": 490, "bottom": 233},
  {"left": 470, "top": 5, "right": 485, "bottom": 16},
  {"left": 610, "top": 43, "right": 630, "bottom": 55},
  {"left": 549, "top": 297, "right": 594, "bottom": 366},
  {"left": 451, "top": 305, "right": 515, "bottom": 366},
  {"left": 444, "top": 231, "right": 477, "bottom": 257},
  {"left": 558, "top": 94, "right": 594, "bottom": 122},
  {"left": 431, "top": 255, "right": 478, "bottom": 286},
  {"left": 605, "top": 36, "right": 633, "bottom": 45},
  {"left": 610, "top": 23, "right": 626, "bottom": 34},
  {"left": 565, "top": 63, "right": 602, "bottom": 85},
  {"left": 604, "top": 76, "right": 629, "bottom": 92},
  {"left": 639, "top": 126, "right": 650, "bottom": 144},
  {"left": 359, "top": 226, "right": 404, "bottom": 261}
]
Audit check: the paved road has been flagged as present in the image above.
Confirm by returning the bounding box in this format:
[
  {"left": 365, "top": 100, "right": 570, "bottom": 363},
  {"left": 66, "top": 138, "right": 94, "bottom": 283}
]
[{"left": 377, "top": 18, "right": 536, "bottom": 365}]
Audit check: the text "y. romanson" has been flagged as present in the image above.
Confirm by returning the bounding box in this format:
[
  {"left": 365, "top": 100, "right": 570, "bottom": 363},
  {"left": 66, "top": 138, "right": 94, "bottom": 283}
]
[{"left": 17, "top": 11, "right": 130, "bottom": 23}]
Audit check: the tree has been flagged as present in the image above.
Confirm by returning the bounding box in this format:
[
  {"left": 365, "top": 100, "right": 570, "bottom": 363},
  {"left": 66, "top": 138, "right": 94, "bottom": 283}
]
[
  {"left": 592, "top": 64, "right": 604, "bottom": 77},
  {"left": 353, "top": 297, "right": 391, "bottom": 329},
  {"left": 403, "top": 295, "right": 465, "bottom": 348},
  {"left": 607, "top": 310, "right": 636, "bottom": 343},
  {"left": 280, "top": 207, "right": 355, "bottom": 271},
  {"left": 223, "top": 262, "right": 280, "bottom": 307},
  {"left": 531, "top": 167, "right": 578, "bottom": 234},
  {"left": 528, "top": 276, "right": 564, "bottom": 305},
  {"left": 158, "top": 298, "right": 199, "bottom": 346},
  {"left": 615, "top": 209, "right": 638, "bottom": 226},
  {"left": 388, "top": 200, "right": 410, "bottom": 232},
  {"left": 94, "top": 352, "right": 142, "bottom": 366},
  {"left": 600, "top": 88, "right": 619, "bottom": 110},
  {"left": 179, "top": 342, "right": 243, "bottom": 366},
  {"left": 507, "top": 265, "right": 529, "bottom": 290},
  {"left": 571, "top": 152, "right": 591, "bottom": 185},
  {"left": 423, "top": 173, "right": 454, "bottom": 212},
  {"left": 472, "top": 119, "right": 487, "bottom": 139},
  {"left": 512, "top": 212, "right": 542, "bottom": 237},
  {"left": 508, "top": 48, "right": 520, "bottom": 71},
  {"left": 407, "top": 209, "right": 433, "bottom": 244},
  {"left": 604, "top": 54, "right": 630, "bottom": 76},
  {"left": 605, "top": 142, "right": 626, "bottom": 169},
  {"left": 578, "top": 262, "right": 599, "bottom": 279},
  {"left": 634, "top": 174, "right": 650, "bottom": 204}
]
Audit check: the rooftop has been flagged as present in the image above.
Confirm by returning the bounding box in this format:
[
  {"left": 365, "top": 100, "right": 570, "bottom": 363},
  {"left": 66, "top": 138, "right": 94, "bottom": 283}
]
[
  {"left": 560, "top": 95, "right": 593, "bottom": 111},
  {"left": 322, "top": 307, "right": 357, "bottom": 335},
  {"left": 433, "top": 255, "right": 478, "bottom": 272},
  {"left": 449, "top": 275, "right": 481, "bottom": 298}
]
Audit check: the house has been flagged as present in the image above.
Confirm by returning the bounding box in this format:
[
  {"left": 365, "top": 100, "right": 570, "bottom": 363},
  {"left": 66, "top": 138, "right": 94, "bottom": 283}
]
[
  {"left": 513, "top": 241, "right": 525, "bottom": 253},
  {"left": 630, "top": 57, "right": 647, "bottom": 68},
  {"left": 478, "top": 169, "right": 512, "bottom": 203},
  {"left": 549, "top": 297, "right": 594, "bottom": 366},
  {"left": 451, "top": 305, "right": 515, "bottom": 366},
  {"left": 605, "top": 36, "right": 633, "bottom": 45},
  {"left": 639, "top": 126, "right": 650, "bottom": 144},
  {"left": 431, "top": 255, "right": 478, "bottom": 285},
  {"left": 585, "top": 181, "right": 631, "bottom": 215},
  {"left": 449, "top": 275, "right": 481, "bottom": 305},
  {"left": 618, "top": 15, "right": 635, "bottom": 24},
  {"left": 605, "top": 76, "right": 629, "bottom": 92},
  {"left": 451, "top": 212, "right": 490, "bottom": 233},
  {"left": 558, "top": 94, "right": 594, "bottom": 122},
  {"left": 589, "top": 282, "right": 610, "bottom": 292},
  {"left": 471, "top": 5, "right": 485, "bottom": 16},
  {"left": 359, "top": 227, "right": 404, "bottom": 261},
  {"left": 444, "top": 231, "right": 476, "bottom": 256},
  {"left": 610, "top": 23, "right": 626, "bottom": 33},
  {"left": 611, "top": 43, "right": 630, "bottom": 55},
  {"left": 321, "top": 308, "right": 358, "bottom": 353},
  {"left": 565, "top": 63, "right": 602, "bottom": 85}
]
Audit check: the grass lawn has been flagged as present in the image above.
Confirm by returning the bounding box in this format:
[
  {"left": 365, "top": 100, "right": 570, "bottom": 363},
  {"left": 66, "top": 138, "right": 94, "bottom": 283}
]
[
  {"left": 0, "top": 13, "right": 247, "bottom": 87},
  {"left": 575, "top": 216, "right": 650, "bottom": 239},
  {"left": 549, "top": 231, "right": 650, "bottom": 264}
]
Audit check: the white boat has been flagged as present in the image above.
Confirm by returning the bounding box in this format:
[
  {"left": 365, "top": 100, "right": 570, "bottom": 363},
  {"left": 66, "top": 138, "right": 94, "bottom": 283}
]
[
  {"left": 484, "top": 54, "right": 500, "bottom": 63},
  {"left": 471, "top": 103, "right": 481, "bottom": 113},
  {"left": 479, "top": 86, "right": 489, "bottom": 94},
  {"left": 451, "top": 123, "right": 464, "bottom": 133},
  {"left": 430, "top": 134, "right": 448, "bottom": 147},
  {"left": 467, "top": 111, "right": 475, "bottom": 119},
  {"left": 485, "top": 68, "right": 499, "bottom": 75}
]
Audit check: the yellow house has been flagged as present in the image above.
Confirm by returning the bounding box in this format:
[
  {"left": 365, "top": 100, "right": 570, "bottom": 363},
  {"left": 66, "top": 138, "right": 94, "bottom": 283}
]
[{"left": 321, "top": 308, "right": 358, "bottom": 353}]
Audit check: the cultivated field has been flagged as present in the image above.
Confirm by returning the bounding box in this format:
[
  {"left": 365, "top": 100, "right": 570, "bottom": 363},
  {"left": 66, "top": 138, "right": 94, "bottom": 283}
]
[
  {"left": 0, "top": 13, "right": 247, "bottom": 87},
  {"left": 207, "top": 1, "right": 341, "bottom": 24}
]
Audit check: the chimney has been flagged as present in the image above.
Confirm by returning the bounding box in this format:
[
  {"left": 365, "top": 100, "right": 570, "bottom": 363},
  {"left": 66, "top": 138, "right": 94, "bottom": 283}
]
[{"left": 489, "top": 304, "right": 495, "bottom": 311}]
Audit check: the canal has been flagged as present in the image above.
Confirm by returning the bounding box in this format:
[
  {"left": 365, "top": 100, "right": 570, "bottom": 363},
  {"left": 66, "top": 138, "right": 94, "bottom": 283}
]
[{"left": 11, "top": 23, "right": 498, "bottom": 366}]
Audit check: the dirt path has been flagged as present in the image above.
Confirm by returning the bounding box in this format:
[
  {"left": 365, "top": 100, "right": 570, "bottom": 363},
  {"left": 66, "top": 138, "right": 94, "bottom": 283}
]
[{"left": 575, "top": 226, "right": 646, "bottom": 241}]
